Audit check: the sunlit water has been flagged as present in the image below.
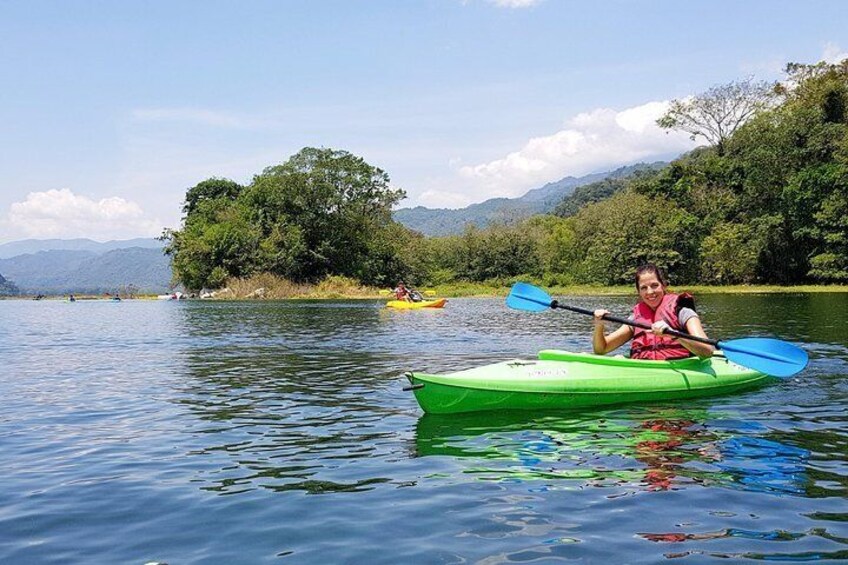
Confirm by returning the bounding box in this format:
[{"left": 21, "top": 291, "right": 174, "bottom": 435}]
[{"left": 0, "top": 294, "right": 846, "bottom": 564}]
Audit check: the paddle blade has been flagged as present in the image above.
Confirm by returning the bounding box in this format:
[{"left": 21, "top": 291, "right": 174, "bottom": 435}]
[
  {"left": 506, "top": 282, "right": 553, "bottom": 312},
  {"left": 719, "top": 337, "right": 809, "bottom": 378}
]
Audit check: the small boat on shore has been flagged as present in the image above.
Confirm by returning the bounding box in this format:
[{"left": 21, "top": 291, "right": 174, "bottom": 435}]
[{"left": 157, "top": 292, "right": 184, "bottom": 300}]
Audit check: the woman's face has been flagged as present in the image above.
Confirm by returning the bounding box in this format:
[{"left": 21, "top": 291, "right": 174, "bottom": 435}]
[{"left": 637, "top": 272, "right": 666, "bottom": 310}]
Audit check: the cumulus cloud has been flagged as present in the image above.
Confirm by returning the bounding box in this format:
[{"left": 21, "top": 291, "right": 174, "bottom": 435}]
[
  {"left": 4, "top": 189, "right": 162, "bottom": 240},
  {"left": 453, "top": 100, "right": 696, "bottom": 202}
]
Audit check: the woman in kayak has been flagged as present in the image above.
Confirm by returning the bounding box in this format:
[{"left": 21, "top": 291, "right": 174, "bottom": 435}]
[
  {"left": 592, "top": 264, "right": 714, "bottom": 359},
  {"left": 393, "top": 281, "right": 411, "bottom": 301}
]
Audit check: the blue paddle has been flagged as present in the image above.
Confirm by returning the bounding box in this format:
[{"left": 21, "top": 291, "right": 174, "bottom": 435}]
[{"left": 506, "top": 282, "right": 808, "bottom": 377}]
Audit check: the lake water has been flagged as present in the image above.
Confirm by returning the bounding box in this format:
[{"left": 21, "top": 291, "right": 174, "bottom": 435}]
[{"left": 1, "top": 294, "right": 846, "bottom": 564}]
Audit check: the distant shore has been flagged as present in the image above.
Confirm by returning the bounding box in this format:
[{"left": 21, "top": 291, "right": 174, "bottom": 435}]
[{"left": 4, "top": 282, "right": 847, "bottom": 301}]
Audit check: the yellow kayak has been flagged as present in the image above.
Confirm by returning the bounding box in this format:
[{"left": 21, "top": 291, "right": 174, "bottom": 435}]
[{"left": 386, "top": 298, "right": 447, "bottom": 309}]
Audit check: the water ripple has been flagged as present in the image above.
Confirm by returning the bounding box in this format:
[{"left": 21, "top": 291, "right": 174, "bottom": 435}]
[{"left": 0, "top": 295, "right": 846, "bottom": 563}]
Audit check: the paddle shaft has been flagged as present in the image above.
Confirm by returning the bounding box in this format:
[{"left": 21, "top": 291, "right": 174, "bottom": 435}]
[{"left": 550, "top": 300, "right": 719, "bottom": 348}]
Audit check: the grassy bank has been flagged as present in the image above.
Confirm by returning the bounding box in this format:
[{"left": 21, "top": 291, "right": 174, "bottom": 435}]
[
  {"left": 201, "top": 274, "right": 848, "bottom": 300},
  {"left": 3, "top": 279, "right": 846, "bottom": 301}
]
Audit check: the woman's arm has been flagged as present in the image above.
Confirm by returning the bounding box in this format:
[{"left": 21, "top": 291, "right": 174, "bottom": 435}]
[
  {"left": 593, "top": 309, "right": 634, "bottom": 354},
  {"left": 677, "top": 317, "right": 715, "bottom": 358}
]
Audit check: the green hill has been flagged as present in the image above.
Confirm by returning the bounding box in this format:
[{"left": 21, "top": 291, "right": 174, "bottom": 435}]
[
  {"left": 393, "top": 162, "right": 666, "bottom": 236},
  {"left": 0, "top": 237, "right": 162, "bottom": 259},
  {"left": 0, "top": 247, "right": 172, "bottom": 294}
]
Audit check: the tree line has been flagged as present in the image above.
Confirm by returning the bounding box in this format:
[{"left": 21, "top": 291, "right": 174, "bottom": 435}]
[{"left": 164, "top": 60, "right": 848, "bottom": 290}]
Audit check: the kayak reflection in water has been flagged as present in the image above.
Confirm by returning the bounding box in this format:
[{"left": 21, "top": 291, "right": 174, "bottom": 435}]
[
  {"left": 415, "top": 409, "right": 808, "bottom": 495},
  {"left": 638, "top": 528, "right": 806, "bottom": 543},
  {"left": 635, "top": 417, "right": 698, "bottom": 491},
  {"left": 414, "top": 410, "right": 719, "bottom": 489},
  {"left": 634, "top": 420, "right": 809, "bottom": 494},
  {"left": 592, "top": 263, "right": 715, "bottom": 360}
]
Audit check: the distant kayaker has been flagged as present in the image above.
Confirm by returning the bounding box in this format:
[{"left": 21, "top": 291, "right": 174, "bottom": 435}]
[
  {"left": 592, "top": 263, "right": 715, "bottom": 359},
  {"left": 393, "top": 281, "right": 411, "bottom": 301}
]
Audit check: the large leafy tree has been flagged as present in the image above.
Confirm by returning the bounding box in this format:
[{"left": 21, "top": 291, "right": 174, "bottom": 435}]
[
  {"left": 165, "top": 200, "right": 260, "bottom": 290},
  {"left": 165, "top": 147, "right": 407, "bottom": 289},
  {"left": 243, "top": 147, "right": 406, "bottom": 283},
  {"left": 182, "top": 178, "right": 244, "bottom": 218}
]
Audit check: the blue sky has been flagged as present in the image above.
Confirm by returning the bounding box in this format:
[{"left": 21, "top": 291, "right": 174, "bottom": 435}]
[{"left": 1, "top": 0, "right": 847, "bottom": 242}]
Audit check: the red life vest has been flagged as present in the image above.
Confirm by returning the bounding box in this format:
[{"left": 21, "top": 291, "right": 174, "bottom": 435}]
[{"left": 630, "top": 292, "right": 693, "bottom": 360}]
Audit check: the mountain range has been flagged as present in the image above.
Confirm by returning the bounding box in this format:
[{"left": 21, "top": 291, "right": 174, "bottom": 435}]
[
  {"left": 0, "top": 242, "right": 172, "bottom": 295},
  {"left": 393, "top": 162, "right": 666, "bottom": 236},
  {"left": 0, "top": 237, "right": 163, "bottom": 259}
]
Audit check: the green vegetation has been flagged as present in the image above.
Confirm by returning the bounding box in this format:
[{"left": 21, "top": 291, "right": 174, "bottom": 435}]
[
  {"left": 393, "top": 163, "right": 665, "bottom": 237},
  {"left": 165, "top": 60, "right": 848, "bottom": 293},
  {"left": 163, "top": 148, "right": 410, "bottom": 290}
]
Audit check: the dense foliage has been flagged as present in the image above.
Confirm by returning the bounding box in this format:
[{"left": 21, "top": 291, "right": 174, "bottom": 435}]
[
  {"left": 167, "top": 60, "right": 848, "bottom": 290},
  {"left": 164, "top": 148, "right": 412, "bottom": 290}
]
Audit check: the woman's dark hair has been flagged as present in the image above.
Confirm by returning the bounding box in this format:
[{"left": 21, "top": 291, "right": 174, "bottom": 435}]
[{"left": 634, "top": 263, "right": 669, "bottom": 290}]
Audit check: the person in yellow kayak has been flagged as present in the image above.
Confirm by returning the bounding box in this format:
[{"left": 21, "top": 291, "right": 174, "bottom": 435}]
[
  {"left": 393, "top": 281, "right": 425, "bottom": 302},
  {"left": 393, "top": 281, "right": 411, "bottom": 301},
  {"left": 592, "top": 263, "right": 714, "bottom": 359}
]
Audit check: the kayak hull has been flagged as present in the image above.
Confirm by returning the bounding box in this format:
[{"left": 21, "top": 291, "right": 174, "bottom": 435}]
[
  {"left": 387, "top": 298, "right": 447, "bottom": 309},
  {"left": 406, "top": 350, "right": 771, "bottom": 414}
]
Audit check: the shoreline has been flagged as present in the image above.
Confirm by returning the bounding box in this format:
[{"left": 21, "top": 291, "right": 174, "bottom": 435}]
[{"left": 4, "top": 283, "right": 847, "bottom": 301}]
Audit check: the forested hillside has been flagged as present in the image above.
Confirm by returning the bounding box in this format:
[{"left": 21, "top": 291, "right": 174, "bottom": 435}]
[
  {"left": 0, "top": 248, "right": 171, "bottom": 293},
  {"left": 165, "top": 60, "right": 848, "bottom": 290},
  {"left": 0, "top": 238, "right": 162, "bottom": 259},
  {"left": 393, "top": 163, "right": 664, "bottom": 236}
]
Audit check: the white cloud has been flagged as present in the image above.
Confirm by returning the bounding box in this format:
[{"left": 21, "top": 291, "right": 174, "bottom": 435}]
[
  {"left": 451, "top": 100, "right": 696, "bottom": 203},
  {"left": 486, "top": 0, "right": 541, "bottom": 7},
  {"left": 4, "top": 189, "right": 162, "bottom": 240},
  {"left": 413, "top": 188, "right": 474, "bottom": 210},
  {"left": 823, "top": 42, "right": 848, "bottom": 64}
]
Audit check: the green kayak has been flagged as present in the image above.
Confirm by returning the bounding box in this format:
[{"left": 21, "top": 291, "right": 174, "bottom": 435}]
[{"left": 405, "top": 350, "right": 771, "bottom": 414}]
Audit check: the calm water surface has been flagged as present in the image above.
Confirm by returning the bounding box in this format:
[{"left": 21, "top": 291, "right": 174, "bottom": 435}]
[{"left": 1, "top": 294, "right": 846, "bottom": 564}]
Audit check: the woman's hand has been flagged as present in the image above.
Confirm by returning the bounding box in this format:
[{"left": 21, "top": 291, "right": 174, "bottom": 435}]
[
  {"left": 593, "top": 309, "right": 609, "bottom": 328},
  {"left": 652, "top": 320, "right": 671, "bottom": 335}
]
